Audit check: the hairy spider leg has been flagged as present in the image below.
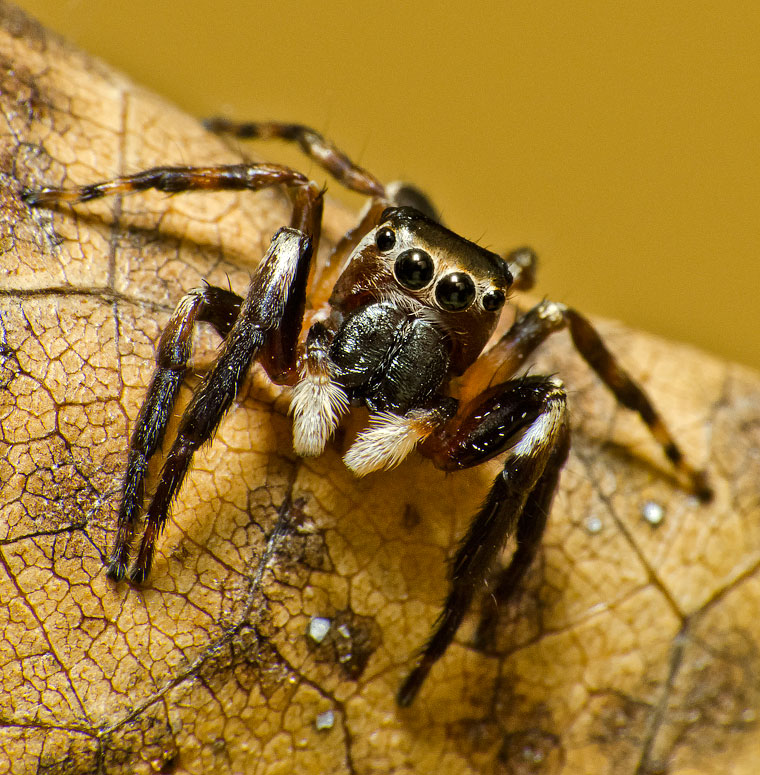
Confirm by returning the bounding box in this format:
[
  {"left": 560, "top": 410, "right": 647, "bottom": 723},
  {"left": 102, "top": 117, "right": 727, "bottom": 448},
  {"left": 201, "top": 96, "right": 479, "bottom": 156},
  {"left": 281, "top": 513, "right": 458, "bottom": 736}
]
[
  {"left": 459, "top": 299, "right": 712, "bottom": 654},
  {"left": 563, "top": 307, "right": 711, "bottom": 500},
  {"left": 399, "top": 297, "right": 713, "bottom": 704},
  {"left": 23, "top": 163, "right": 311, "bottom": 207},
  {"left": 205, "top": 118, "right": 451, "bottom": 219},
  {"left": 463, "top": 300, "right": 711, "bottom": 500},
  {"left": 23, "top": 162, "right": 325, "bottom": 371},
  {"left": 203, "top": 118, "right": 386, "bottom": 198},
  {"left": 107, "top": 284, "right": 242, "bottom": 581},
  {"left": 129, "top": 229, "right": 313, "bottom": 583},
  {"left": 473, "top": 430, "right": 569, "bottom": 651},
  {"left": 399, "top": 375, "right": 570, "bottom": 706}
]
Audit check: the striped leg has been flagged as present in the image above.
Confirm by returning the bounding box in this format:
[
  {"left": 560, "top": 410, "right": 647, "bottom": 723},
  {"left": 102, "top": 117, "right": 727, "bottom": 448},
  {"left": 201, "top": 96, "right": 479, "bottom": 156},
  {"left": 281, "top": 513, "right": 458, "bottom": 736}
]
[
  {"left": 203, "top": 118, "right": 386, "bottom": 198},
  {"left": 204, "top": 119, "right": 444, "bottom": 220},
  {"left": 459, "top": 300, "right": 711, "bottom": 500},
  {"left": 23, "top": 162, "right": 314, "bottom": 207},
  {"left": 23, "top": 166, "right": 324, "bottom": 359},
  {"left": 564, "top": 307, "right": 711, "bottom": 500}
]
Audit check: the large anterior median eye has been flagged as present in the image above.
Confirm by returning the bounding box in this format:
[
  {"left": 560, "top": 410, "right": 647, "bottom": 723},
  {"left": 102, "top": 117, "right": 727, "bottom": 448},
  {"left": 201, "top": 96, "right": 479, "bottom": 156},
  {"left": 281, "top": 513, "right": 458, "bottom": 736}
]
[
  {"left": 394, "top": 249, "right": 435, "bottom": 290},
  {"left": 435, "top": 272, "right": 476, "bottom": 311}
]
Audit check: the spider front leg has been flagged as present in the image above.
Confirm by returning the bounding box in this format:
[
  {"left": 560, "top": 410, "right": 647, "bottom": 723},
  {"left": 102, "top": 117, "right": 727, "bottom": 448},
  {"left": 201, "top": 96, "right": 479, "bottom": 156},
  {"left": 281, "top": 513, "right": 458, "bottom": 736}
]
[
  {"left": 125, "top": 228, "right": 313, "bottom": 584},
  {"left": 454, "top": 298, "right": 712, "bottom": 653},
  {"left": 399, "top": 376, "right": 570, "bottom": 707},
  {"left": 203, "top": 119, "right": 385, "bottom": 198}
]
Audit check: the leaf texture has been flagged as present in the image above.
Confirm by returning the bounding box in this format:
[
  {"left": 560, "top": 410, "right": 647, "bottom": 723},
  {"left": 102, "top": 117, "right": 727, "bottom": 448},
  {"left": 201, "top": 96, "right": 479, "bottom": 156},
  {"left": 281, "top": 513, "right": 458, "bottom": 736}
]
[{"left": 1, "top": 4, "right": 760, "bottom": 773}]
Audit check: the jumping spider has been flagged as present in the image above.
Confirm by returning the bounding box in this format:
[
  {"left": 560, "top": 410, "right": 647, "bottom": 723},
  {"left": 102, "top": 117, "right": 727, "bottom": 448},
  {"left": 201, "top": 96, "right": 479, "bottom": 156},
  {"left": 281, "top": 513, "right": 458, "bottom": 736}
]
[{"left": 23, "top": 120, "right": 711, "bottom": 707}]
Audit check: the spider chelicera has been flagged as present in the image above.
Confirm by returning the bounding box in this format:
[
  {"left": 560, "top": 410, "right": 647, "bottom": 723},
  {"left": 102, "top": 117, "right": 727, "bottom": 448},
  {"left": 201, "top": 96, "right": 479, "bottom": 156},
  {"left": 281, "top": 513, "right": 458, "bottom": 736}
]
[{"left": 23, "top": 120, "right": 711, "bottom": 706}]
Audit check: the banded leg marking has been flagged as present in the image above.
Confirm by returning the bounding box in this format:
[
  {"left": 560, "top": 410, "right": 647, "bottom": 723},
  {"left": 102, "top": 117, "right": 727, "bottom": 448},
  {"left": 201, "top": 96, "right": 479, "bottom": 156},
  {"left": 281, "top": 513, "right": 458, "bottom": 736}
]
[
  {"left": 203, "top": 118, "right": 385, "bottom": 198},
  {"left": 459, "top": 300, "right": 711, "bottom": 500}
]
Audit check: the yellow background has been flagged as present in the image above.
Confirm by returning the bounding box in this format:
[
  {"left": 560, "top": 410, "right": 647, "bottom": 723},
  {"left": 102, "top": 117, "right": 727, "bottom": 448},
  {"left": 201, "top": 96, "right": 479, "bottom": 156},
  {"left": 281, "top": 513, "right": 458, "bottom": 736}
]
[{"left": 19, "top": 1, "right": 760, "bottom": 370}]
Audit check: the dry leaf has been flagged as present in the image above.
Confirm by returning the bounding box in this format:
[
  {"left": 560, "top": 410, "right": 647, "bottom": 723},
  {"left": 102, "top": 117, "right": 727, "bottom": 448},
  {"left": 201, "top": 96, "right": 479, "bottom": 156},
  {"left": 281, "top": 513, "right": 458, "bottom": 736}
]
[{"left": 2, "top": 4, "right": 760, "bottom": 773}]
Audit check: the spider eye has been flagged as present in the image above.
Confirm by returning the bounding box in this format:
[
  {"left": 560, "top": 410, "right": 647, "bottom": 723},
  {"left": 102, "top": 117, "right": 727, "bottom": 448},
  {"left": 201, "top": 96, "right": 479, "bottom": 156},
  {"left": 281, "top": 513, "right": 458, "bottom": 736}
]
[
  {"left": 435, "top": 272, "right": 476, "bottom": 311},
  {"left": 394, "top": 249, "right": 435, "bottom": 290},
  {"left": 482, "top": 289, "right": 506, "bottom": 312},
  {"left": 375, "top": 226, "right": 396, "bottom": 252}
]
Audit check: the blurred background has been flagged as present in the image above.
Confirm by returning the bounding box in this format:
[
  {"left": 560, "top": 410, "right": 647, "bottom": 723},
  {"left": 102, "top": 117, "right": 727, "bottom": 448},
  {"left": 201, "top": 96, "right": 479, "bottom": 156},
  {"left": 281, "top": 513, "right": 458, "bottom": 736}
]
[{"left": 19, "top": 0, "right": 760, "bottom": 370}]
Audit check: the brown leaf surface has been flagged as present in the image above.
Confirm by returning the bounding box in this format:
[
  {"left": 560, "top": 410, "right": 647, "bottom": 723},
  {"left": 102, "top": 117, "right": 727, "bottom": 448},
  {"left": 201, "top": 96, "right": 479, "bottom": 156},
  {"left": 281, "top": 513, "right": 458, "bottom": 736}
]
[{"left": 2, "top": 4, "right": 760, "bottom": 773}]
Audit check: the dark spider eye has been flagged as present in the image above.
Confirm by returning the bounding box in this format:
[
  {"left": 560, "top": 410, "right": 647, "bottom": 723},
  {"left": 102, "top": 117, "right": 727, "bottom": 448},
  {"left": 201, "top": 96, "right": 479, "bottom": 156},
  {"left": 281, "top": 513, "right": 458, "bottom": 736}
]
[
  {"left": 482, "top": 289, "right": 506, "bottom": 311},
  {"left": 375, "top": 226, "right": 396, "bottom": 252},
  {"left": 394, "top": 249, "right": 435, "bottom": 290},
  {"left": 436, "top": 272, "right": 476, "bottom": 311}
]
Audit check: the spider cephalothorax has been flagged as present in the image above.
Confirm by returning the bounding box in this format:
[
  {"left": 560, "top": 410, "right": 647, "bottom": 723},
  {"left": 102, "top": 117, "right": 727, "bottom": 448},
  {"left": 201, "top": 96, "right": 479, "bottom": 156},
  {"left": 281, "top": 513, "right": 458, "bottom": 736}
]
[
  {"left": 23, "top": 120, "right": 711, "bottom": 706},
  {"left": 291, "top": 205, "right": 513, "bottom": 472}
]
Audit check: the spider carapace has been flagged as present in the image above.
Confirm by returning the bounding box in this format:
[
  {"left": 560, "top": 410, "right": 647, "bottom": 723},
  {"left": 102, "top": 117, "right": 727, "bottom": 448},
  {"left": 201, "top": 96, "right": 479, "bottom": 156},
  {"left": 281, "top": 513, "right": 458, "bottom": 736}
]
[{"left": 23, "top": 120, "right": 711, "bottom": 706}]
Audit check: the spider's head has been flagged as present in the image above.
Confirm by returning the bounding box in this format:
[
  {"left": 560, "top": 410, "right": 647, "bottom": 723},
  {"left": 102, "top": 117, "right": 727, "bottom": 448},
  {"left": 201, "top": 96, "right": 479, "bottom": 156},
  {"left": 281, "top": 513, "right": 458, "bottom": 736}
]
[{"left": 330, "top": 206, "right": 513, "bottom": 371}]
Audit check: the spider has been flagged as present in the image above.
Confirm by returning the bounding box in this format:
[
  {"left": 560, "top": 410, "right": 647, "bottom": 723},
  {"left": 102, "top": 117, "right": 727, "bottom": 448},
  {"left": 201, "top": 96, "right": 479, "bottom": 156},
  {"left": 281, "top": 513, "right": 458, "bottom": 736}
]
[{"left": 23, "top": 120, "right": 711, "bottom": 707}]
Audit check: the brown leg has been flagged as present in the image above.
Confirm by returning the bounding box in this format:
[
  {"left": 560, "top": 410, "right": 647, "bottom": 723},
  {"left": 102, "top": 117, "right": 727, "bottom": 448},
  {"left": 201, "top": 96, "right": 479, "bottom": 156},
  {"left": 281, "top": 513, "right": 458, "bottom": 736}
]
[
  {"left": 458, "top": 300, "right": 711, "bottom": 500},
  {"left": 24, "top": 163, "right": 324, "bottom": 385},
  {"left": 24, "top": 162, "right": 310, "bottom": 206},
  {"left": 204, "top": 119, "right": 445, "bottom": 220},
  {"left": 563, "top": 307, "right": 711, "bottom": 499},
  {"left": 203, "top": 118, "right": 386, "bottom": 198}
]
